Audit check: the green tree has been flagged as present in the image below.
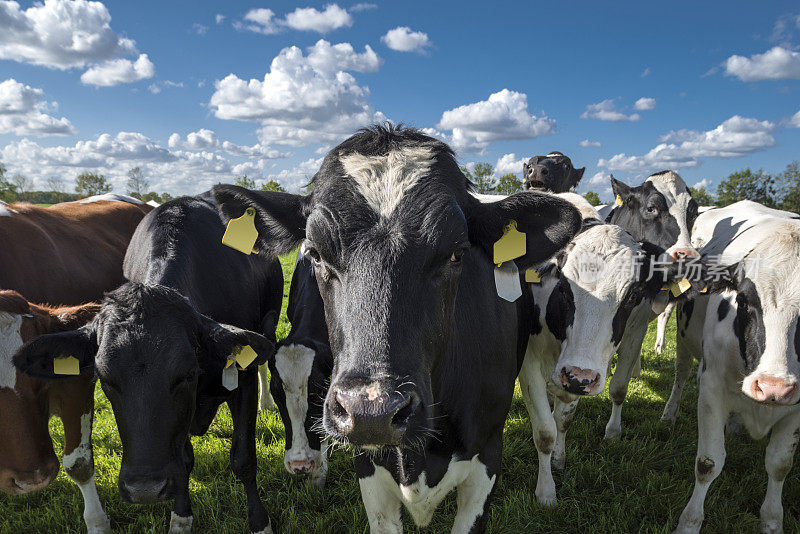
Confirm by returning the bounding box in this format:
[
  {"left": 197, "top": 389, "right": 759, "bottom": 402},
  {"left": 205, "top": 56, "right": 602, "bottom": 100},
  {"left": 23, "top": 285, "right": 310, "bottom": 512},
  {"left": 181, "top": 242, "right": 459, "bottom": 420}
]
[
  {"left": 127, "top": 167, "right": 149, "bottom": 199},
  {"left": 583, "top": 191, "right": 601, "bottom": 206},
  {"left": 689, "top": 186, "right": 714, "bottom": 206},
  {"left": 716, "top": 168, "right": 775, "bottom": 207},
  {"left": 778, "top": 161, "right": 800, "bottom": 214},
  {"left": 462, "top": 163, "right": 495, "bottom": 194},
  {"left": 75, "top": 172, "right": 112, "bottom": 197},
  {"left": 11, "top": 174, "right": 32, "bottom": 202},
  {"left": 260, "top": 179, "right": 286, "bottom": 192},
  {"left": 0, "top": 163, "right": 18, "bottom": 202},
  {"left": 234, "top": 175, "right": 256, "bottom": 189},
  {"left": 495, "top": 173, "right": 523, "bottom": 195}
]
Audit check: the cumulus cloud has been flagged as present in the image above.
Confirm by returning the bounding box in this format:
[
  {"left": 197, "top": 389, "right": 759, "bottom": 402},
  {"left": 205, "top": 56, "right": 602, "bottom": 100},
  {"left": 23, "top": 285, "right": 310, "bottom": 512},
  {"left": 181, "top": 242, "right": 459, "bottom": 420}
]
[
  {"left": 494, "top": 153, "right": 526, "bottom": 176},
  {"left": 0, "top": 0, "right": 154, "bottom": 87},
  {"left": 588, "top": 170, "right": 611, "bottom": 186},
  {"left": 169, "top": 128, "right": 288, "bottom": 158},
  {"left": 261, "top": 157, "right": 323, "bottom": 191},
  {"left": 598, "top": 115, "right": 776, "bottom": 172},
  {"left": 209, "top": 40, "right": 385, "bottom": 147},
  {"left": 581, "top": 99, "right": 640, "bottom": 122},
  {"left": 790, "top": 109, "right": 800, "bottom": 127},
  {"left": 634, "top": 97, "right": 656, "bottom": 111},
  {"left": 436, "top": 89, "right": 555, "bottom": 153},
  {"left": 239, "top": 4, "right": 352, "bottom": 35},
  {"left": 215, "top": 14, "right": 226, "bottom": 24},
  {"left": 580, "top": 139, "right": 601, "bottom": 147},
  {"left": 350, "top": 3, "right": 377, "bottom": 12},
  {"left": 0, "top": 78, "right": 76, "bottom": 136},
  {"left": 693, "top": 178, "right": 711, "bottom": 189},
  {"left": 192, "top": 23, "right": 208, "bottom": 35},
  {"left": 148, "top": 80, "right": 184, "bottom": 94},
  {"left": 80, "top": 54, "right": 154, "bottom": 87},
  {"left": 381, "top": 27, "right": 432, "bottom": 53},
  {"left": 724, "top": 46, "right": 800, "bottom": 81}
]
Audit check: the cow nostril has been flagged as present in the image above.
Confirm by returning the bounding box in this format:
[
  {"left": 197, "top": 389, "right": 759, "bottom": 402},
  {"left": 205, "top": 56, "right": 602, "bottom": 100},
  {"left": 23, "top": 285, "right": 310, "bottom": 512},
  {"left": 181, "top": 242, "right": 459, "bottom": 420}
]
[{"left": 391, "top": 394, "right": 417, "bottom": 428}]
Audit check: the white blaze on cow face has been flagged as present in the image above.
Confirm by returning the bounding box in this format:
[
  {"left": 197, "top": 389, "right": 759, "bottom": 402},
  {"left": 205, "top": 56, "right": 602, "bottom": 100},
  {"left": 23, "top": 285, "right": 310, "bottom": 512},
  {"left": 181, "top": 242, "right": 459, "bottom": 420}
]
[
  {"left": 645, "top": 171, "right": 698, "bottom": 257},
  {"left": 339, "top": 146, "right": 435, "bottom": 218},
  {"left": 0, "top": 312, "right": 24, "bottom": 390},
  {"left": 274, "top": 343, "right": 321, "bottom": 474}
]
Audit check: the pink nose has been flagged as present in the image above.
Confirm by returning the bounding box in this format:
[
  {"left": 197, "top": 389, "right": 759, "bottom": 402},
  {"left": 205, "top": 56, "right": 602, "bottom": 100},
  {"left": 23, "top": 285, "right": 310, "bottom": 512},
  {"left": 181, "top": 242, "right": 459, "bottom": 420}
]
[
  {"left": 559, "top": 366, "right": 602, "bottom": 395},
  {"left": 750, "top": 376, "right": 798, "bottom": 405},
  {"left": 670, "top": 248, "right": 699, "bottom": 260},
  {"left": 287, "top": 459, "right": 315, "bottom": 474}
]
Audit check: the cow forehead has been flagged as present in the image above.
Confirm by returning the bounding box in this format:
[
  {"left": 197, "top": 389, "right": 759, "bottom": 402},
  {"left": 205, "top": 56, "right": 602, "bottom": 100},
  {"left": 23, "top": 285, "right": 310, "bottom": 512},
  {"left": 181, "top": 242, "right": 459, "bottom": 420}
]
[
  {"left": 339, "top": 146, "right": 436, "bottom": 218},
  {"left": 275, "top": 344, "right": 316, "bottom": 390},
  {"left": 745, "top": 233, "right": 800, "bottom": 310},
  {"left": 0, "top": 312, "right": 23, "bottom": 390},
  {"left": 645, "top": 171, "right": 690, "bottom": 206},
  {"left": 562, "top": 226, "right": 638, "bottom": 293}
]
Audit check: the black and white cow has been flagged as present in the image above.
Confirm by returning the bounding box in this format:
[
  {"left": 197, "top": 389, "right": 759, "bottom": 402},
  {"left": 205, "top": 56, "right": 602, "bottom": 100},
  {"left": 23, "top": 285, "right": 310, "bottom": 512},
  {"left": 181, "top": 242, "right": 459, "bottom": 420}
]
[
  {"left": 13, "top": 194, "right": 283, "bottom": 534},
  {"left": 267, "top": 251, "right": 332, "bottom": 487},
  {"left": 672, "top": 203, "right": 800, "bottom": 533},
  {"left": 523, "top": 152, "right": 585, "bottom": 193},
  {"left": 519, "top": 193, "right": 682, "bottom": 505},
  {"left": 213, "top": 124, "right": 582, "bottom": 532}
]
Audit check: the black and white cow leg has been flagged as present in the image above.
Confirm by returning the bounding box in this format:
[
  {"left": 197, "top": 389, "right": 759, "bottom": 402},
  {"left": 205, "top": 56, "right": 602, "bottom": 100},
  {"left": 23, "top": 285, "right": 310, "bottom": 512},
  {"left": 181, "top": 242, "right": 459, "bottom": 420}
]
[
  {"left": 452, "top": 447, "right": 499, "bottom": 534},
  {"left": 760, "top": 414, "right": 800, "bottom": 534},
  {"left": 229, "top": 370, "right": 274, "bottom": 534},
  {"left": 356, "top": 456, "right": 403, "bottom": 534},
  {"left": 518, "top": 347, "right": 557, "bottom": 506},
  {"left": 309, "top": 440, "right": 329, "bottom": 488},
  {"left": 654, "top": 302, "right": 676, "bottom": 356},
  {"left": 605, "top": 306, "right": 650, "bottom": 440},
  {"left": 257, "top": 363, "right": 276, "bottom": 412},
  {"left": 551, "top": 398, "right": 578, "bottom": 472},
  {"left": 674, "top": 368, "right": 727, "bottom": 534},
  {"left": 661, "top": 298, "right": 706, "bottom": 423},
  {"left": 169, "top": 487, "right": 194, "bottom": 534}
]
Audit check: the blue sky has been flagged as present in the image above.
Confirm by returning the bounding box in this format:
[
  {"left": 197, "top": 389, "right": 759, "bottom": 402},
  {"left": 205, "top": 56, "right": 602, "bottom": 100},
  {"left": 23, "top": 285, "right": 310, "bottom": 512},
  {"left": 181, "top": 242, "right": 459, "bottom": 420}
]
[{"left": 1, "top": 0, "right": 799, "bottom": 200}]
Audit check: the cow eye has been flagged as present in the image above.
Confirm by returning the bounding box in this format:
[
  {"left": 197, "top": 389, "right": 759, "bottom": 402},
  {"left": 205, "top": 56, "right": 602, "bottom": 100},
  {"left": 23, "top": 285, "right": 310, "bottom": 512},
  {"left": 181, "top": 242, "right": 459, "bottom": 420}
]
[
  {"left": 305, "top": 246, "right": 322, "bottom": 263},
  {"left": 646, "top": 205, "right": 658, "bottom": 214},
  {"left": 450, "top": 250, "right": 464, "bottom": 264}
]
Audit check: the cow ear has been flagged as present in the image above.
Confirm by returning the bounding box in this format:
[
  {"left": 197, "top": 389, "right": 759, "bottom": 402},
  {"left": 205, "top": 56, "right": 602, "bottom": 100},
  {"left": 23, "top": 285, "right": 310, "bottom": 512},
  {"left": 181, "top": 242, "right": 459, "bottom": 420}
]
[
  {"left": 567, "top": 167, "right": 585, "bottom": 190},
  {"left": 212, "top": 184, "right": 310, "bottom": 256},
  {"left": 13, "top": 326, "right": 97, "bottom": 381},
  {"left": 467, "top": 191, "right": 581, "bottom": 269},
  {"left": 611, "top": 177, "right": 632, "bottom": 202},
  {"left": 195, "top": 313, "right": 276, "bottom": 368},
  {"left": 55, "top": 303, "right": 101, "bottom": 330}
]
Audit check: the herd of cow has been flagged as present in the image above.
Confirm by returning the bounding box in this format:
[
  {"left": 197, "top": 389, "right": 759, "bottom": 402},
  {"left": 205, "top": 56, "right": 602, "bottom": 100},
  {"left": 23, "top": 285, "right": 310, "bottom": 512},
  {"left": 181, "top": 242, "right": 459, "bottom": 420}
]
[{"left": 1, "top": 124, "right": 800, "bottom": 533}]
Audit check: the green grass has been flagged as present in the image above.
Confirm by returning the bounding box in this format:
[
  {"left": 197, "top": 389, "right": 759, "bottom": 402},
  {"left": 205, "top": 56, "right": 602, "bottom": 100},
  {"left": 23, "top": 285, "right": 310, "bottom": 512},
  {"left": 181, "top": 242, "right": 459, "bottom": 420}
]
[{"left": 3, "top": 253, "right": 799, "bottom": 533}]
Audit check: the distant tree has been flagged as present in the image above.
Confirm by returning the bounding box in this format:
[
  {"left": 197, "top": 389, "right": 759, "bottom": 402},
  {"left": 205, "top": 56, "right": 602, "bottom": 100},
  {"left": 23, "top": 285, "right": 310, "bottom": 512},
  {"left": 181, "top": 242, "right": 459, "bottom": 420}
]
[
  {"left": 462, "top": 163, "right": 495, "bottom": 194},
  {"left": 45, "top": 176, "right": 66, "bottom": 194},
  {"left": 689, "top": 186, "right": 714, "bottom": 206},
  {"left": 75, "top": 172, "right": 112, "bottom": 197},
  {"left": 777, "top": 161, "right": 800, "bottom": 214},
  {"left": 11, "top": 174, "right": 32, "bottom": 201},
  {"left": 234, "top": 175, "right": 256, "bottom": 189},
  {"left": 127, "top": 167, "right": 149, "bottom": 199},
  {"left": 583, "top": 191, "right": 601, "bottom": 206},
  {"left": 716, "top": 168, "right": 775, "bottom": 207},
  {"left": 140, "top": 191, "right": 174, "bottom": 204},
  {"left": 495, "top": 173, "right": 523, "bottom": 195},
  {"left": 260, "top": 179, "right": 286, "bottom": 192},
  {"left": 0, "top": 163, "right": 17, "bottom": 202}
]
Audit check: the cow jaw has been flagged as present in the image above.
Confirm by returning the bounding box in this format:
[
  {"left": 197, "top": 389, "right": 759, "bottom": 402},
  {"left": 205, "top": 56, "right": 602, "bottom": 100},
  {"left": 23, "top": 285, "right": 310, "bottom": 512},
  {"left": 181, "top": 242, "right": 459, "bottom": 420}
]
[{"left": 0, "top": 312, "right": 23, "bottom": 390}]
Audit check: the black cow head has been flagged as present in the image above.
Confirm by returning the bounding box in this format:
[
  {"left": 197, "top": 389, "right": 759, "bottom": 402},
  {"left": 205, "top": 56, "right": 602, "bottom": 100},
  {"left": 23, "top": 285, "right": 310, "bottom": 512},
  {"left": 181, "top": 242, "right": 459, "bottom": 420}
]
[
  {"left": 523, "top": 152, "right": 585, "bottom": 193},
  {"left": 213, "top": 124, "right": 581, "bottom": 451},
  {"left": 608, "top": 171, "right": 699, "bottom": 259},
  {"left": 13, "top": 283, "right": 274, "bottom": 503}
]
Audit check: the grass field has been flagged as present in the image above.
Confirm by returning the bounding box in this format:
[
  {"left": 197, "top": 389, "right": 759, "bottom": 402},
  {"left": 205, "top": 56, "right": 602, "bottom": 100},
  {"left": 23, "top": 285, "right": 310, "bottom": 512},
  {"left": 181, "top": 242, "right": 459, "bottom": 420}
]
[{"left": 3, "top": 252, "right": 800, "bottom": 533}]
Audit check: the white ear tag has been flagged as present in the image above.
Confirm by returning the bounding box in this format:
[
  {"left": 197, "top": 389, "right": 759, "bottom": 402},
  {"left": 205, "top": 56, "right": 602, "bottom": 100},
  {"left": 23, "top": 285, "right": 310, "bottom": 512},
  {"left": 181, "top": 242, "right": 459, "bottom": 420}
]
[
  {"left": 494, "top": 261, "right": 522, "bottom": 302},
  {"left": 222, "top": 358, "right": 238, "bottom": 391}
]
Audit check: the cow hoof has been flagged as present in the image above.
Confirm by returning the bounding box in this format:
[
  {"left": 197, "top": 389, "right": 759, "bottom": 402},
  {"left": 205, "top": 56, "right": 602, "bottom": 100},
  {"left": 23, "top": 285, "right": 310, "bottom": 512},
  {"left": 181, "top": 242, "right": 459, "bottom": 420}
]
[
  {"left": 551, "top": 455, "right": 566, "bottom": 471},
  {"left": 654, "top": 341, "right": 663, "bottom": 355},
  {"left": 168, "top": 513, "right": 193, "bottom": 534},
  {"left": 603, "top": 427, "right": 621, "bottom": 440},
  {"left": 252, "top": 525, "right": 275, "bottom": 534},
  {"left": 660, "top": 408, "right": 678, "bottom": 424},
  {"left": 259, "top": 400, "right": 276, "bottom": 412},
  {"left": 536, "top": 493, "right": 557, "bottom": 507},
  {"left": 760, "top": 519, "right": 783, "bottom": 534},
  {"left": 86, "top": 514, "right": 111, "bottom": 534}
]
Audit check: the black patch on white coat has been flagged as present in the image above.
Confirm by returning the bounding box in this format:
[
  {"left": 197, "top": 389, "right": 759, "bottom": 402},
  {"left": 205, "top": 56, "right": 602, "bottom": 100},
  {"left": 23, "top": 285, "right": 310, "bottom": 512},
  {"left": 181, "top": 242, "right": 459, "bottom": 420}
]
[
  {"left": 732, "top": 278, "right": 766, "bottom": 372},
  {"left": 545, "top": 276, "right": 575, "bottom": 342}
]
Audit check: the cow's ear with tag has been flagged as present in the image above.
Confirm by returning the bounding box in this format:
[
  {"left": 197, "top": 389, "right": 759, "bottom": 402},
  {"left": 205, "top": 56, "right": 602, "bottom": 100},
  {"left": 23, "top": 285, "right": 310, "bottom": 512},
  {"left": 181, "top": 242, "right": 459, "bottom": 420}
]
[
  {"left": 568, "top": 167, "right": 586, "bottom": 190},
  {"left": 213, "top": 184, "right": 311, "bottom": 256},
  {"left": 195, "top": 312, "right": 275, "bottom": 369},
  {"left": 13, "top": 325, "right": 97, "bottom": 380},
  {"left": 611, "top": 177, "right": 633, "bottom": 206},
  {"left": 468, "top": 190, "right": 581, "bottom": 269}
]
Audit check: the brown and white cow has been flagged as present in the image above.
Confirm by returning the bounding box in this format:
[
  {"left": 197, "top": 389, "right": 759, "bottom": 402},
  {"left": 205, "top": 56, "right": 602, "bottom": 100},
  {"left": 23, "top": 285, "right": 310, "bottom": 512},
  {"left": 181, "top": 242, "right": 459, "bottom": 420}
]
[{"left": 0, "top": 194, "right": 151, "bottom": 533}]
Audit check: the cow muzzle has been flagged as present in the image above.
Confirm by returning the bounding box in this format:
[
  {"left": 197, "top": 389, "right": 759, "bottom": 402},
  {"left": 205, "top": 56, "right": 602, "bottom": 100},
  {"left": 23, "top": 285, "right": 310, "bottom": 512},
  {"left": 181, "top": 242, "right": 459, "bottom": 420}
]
[
  {"left": 668, "top": 247, "right": 699, "bottom": 261},
  {"left": 325, "top": 381, "right": 421, "bottom": 447},
  {"left": 2, "top": 458, "right": 58, "bottom": 494},
  {"left": 747, "top": 375, "right": 799, "bottom": 405},
  {"left": 558, "top": 366, "right": 602, "bottom": 395},
  {"left": 119, "top": 475, "right": 171, "bottom": 504}
]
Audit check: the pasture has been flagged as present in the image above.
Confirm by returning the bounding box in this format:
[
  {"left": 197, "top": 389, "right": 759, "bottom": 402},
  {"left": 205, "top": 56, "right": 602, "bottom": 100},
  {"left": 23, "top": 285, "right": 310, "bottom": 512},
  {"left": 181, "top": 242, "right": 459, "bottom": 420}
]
[{"left": 2, "top": 252, "right": 798, "bottom": 533}]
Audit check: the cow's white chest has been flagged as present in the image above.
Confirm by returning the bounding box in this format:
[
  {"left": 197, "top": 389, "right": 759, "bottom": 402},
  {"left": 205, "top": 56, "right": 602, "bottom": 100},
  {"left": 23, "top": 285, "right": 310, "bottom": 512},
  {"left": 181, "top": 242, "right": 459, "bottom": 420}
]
[{"left": 0, "top": 312, "right": 23, "bottom": 390}]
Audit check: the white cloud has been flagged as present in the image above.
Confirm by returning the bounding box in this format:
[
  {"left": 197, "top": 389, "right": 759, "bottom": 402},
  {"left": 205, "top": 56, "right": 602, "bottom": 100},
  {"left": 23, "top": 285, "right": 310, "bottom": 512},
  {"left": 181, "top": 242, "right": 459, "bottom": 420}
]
[
  {"left": 581, "top": 99, "right": 640, "bottom": 122},
  {"left": 169, "top": 128, "right": 288, "bottom": 158},
  {"left": 724, "top": 46, "right": 800, "bottom": 81},
  {"left": 240, "top": 8, "right": 279, "bottom": 34},
  {"left": 215, "top": 14, "right": 226, "bottom": 24},
  {"left": 381, "top": 27, "right": 432, "bottom": 53},
  {"left": 494, "top": 153, "right": 526, "bottom": 176},
  {"left": 0, "top": 78, "right": 76, "bottom": 136},
  {"left": 634, "top": 97, "right": 656, "bottom": 111},
  {"left": 192, "top": 23, "right": 208, "bottom": 35},
  {"left": 641, "top": 67, "right": 651, "bottom": 77},
  {"left": 262, "top": 157, "right": 323, "bottom": 192},
  {"left": 790, "top": 109, "right": 800, "bottom": 128},
  {"left": 693, "top": 178, "right": 711, "bottom": 189},
  {"left": 148, "top": 80, "right": 184, "bottom": 94},
  {"left": 588, "top": 171, "right": 610, "bottom": 186},
  {"left": 209, "top": 40, "right": 385, "bottom": 147},
  {"left": 283, "top": 4, "right": 352, "bottom": 33},
  {"left": 580, "top": 139, "right": 601, "bottom": 147},
  {"left": 80, "top": 54, "right": 155, "bottom": 87},
  {"left": 436, "top": 89, "right": 555, "bottom": 153},
  {"left": 598, "top": 115, "right": 776, "bottom": 172},
  {"left": 350, "top": 3, "right": 377, "bottom": 12}
]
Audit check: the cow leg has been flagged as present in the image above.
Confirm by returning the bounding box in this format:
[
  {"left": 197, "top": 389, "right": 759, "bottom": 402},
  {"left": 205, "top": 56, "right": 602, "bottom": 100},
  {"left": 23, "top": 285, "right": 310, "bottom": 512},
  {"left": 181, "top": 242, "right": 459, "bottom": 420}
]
[
  {"left": 229, "top": 370, "right": 273, "bottom": 533},
  {"left": 760, "top": 415, "right": 800, "bottom": 534},
  {"left": 358, "top": 463, "right": 402, "bottom": 534},
  {"left": 257, "top": 364, "right": 276, "bottom": 412},
  {"left": 452, "top": 449, "right": 499, "bottom": 534},
  {"left": 551, "top": 398, "right": 578, "bottom": 471},
  {"left": 169, "top": 441, "right": 194, "bottom": 534},
  {"left": 605, "top": 316, "right": 648, "bottom": 439},
  {"left": 661, "top": 315, "right": 694, "bottom": 423},
  {"left": 675, "top": 376, "right": 726, "bottom": 534},
  {"left": 60, "top": 382, "right": 110, "bottom": 534},
  {"left": 654, "top": 302, "right": 675, "bottom": 355},
  {"left": 518, "top": 350, "right": 557, "bottom": 506},
  {"left": 309, "top": 439, "right": 329, "bottom": 488}
]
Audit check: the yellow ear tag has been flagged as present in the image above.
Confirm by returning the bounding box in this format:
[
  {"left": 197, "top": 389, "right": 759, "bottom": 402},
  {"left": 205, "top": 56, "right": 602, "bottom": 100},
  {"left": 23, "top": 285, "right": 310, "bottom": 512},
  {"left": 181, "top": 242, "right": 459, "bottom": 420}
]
[
  {"left": 221, "top": 208, "right": 258, "bottom": 255},
  {"left": 234, "top": 345, "right": 258, "bottom": 370},
  {"left": 615, "top": 195, "right": 624, "bottom": 206},
  {"left": 53, "top": 356, "right": 80, "bottom": 376},
  {"left": 669, "top": 278, "right": 692, "bottom": 297},
  {"left": 525, "top": 269, "right": 541, "bottom": 284},
  {"left": 699, "top": 286, "right": 708, "bottom": 294},
  {"left": 493, "top": 220, "right": 526, "bottom": 266}
]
